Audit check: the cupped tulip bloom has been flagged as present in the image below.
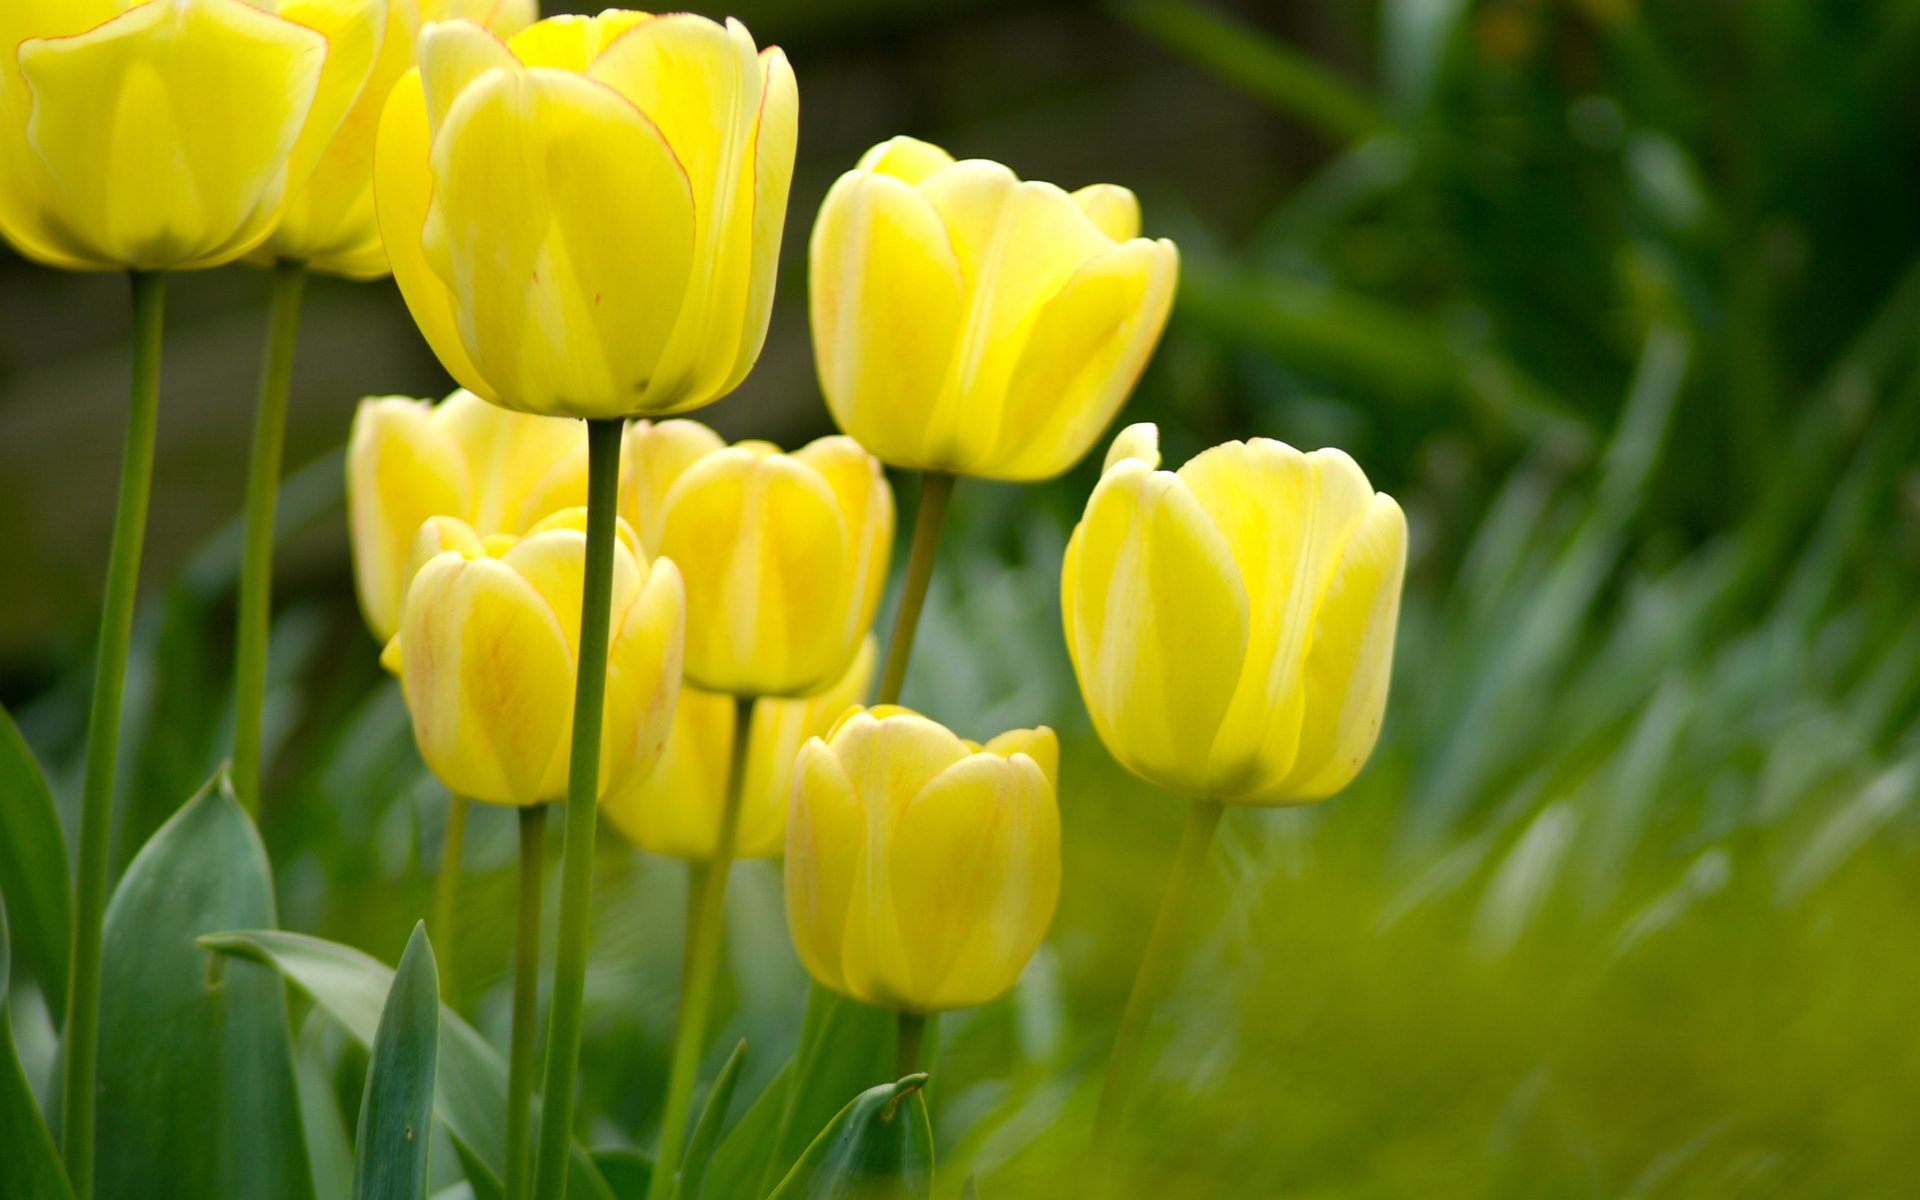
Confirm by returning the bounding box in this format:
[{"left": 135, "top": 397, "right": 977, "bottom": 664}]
[
  {"left": 347, "top": 388, "right": 589, "bottom": 641},
  {"left": 623, "top": 420, "right": 892, "bottom": 698},
  {"left": 1062, "top": 424, "right": 1407, "bottom": 805},
  {"left": 258, "top": 0, "right": 536, "bottom": 276},
  {"left": 381, "top": 508, "right": 685, "bottom": 807},
  {"left": 785, "top": 707, "right": 1061, "bottom": 1013},
  {"left": 810, "top": 135, "right": 1179, "bottom": 481},
  {"left": 603, "top": 637, "right": 876, "bottom": 860},
  {"left": 0, "top": 0, "right": 389, "bottom": 271},
  {"left": 374, "top": 10, "right": 799, "bottom": 417}
]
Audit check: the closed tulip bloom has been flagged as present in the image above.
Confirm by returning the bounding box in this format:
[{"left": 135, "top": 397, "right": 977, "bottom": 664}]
[
  {"left": 785, "top": 707, "right": 1061, "bottom": 1013},
  {"left": 0, "top": 0, "right": 389, "bottom": 271},
  {"left": 810, "top": 136, "right": 1179, "bottom": 482},
  {"left": 259, "top": 0, "right": 535, "bottom": 277},
  {"left": 623, "top": 420, "right": 893, "bottom": 698},
  {"left": 373, "top": 10, "right": 799, "bottom": 418},
  {"left": 604, "top": 638, "right": 876, "bottom": 860},
  {"left": 347, "top": 389, "right": 590, "bottom": 641},
  {"left": 1062, "top": 424, "right": 1407, "bottom": 805},
  {"left": 382, "top": 508, "right": 685, "bottom": 807}
]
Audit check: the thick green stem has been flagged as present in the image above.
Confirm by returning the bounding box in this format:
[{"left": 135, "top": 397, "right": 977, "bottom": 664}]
[
  {"left": 646, "top": 695, "right": 755, "bottom": 1200},
  {"left": 875, "top": 472, "right": 955, "bottom": 706},
  {"left": 532, "top": 417, "right": 623, "bottom": 1200},
  {"left": 894, "top": 1011, "right": 927, "bottom": 1080},
  {"left": 231, "top": 259, "right": 307, "bottom": 814},
  {"left": 1090, "top": 798, "right": 1224, "bottom": 1181},
  {"left": 62, "top": 270, "right": 166, "bottom": 1198},
  {"left": 506, "top": 803, "right": 546, "bottom": 1200},
  {"left": 432, "top": 795, "right": 471, "bottom": 1009}
]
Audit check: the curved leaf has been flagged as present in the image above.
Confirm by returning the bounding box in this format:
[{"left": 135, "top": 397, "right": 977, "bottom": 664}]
[
  {"left": 0, "top": 706, "right": 70, "bottom": 1012},
  {"left": 767, "top": 1075, "right": 933, "bottom": 1200},
  {"left": 593, "top": 1148, "right": 653, "bottom": 1197},
  {"left": 0, "top": 897, "right": 74, "bottom": 1200},
  {"left": 198, "top": 928, "right": 613, "bottom": 1200},
  {"left": 675, "top": 1039, "right": 746, "bottom": 1200},
  {"left": 95, "top": 775, "right": 313, "bottom": 1199},
  {"left": 355, "top": 923, "right": 440, "bottom": 1200}
]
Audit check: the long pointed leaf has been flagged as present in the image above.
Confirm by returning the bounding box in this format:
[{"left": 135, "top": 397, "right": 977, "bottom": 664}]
[
  {"left": 355, "top": 923, "right": 440, "bottom": 1200},
  {"left": 0, "top": 897, "right": 74, "bottom": 1200},
  {"left": 675, "top": 1040, "right": 746, "bottom": 1200},
  {"left": 0, "top": 706, "right": 69, "bottom": 1013},
  {"left": 766, "top": 1075, "right": 933, "bottom": 1200}
]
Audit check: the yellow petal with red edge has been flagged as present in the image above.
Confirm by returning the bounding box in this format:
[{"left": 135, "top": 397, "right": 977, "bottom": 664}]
[
  {"left": 1063, "top": 460, "right": 1249, "bottom": 795},
  {"left": 399, "top": 553, "right": 573, "bottom": 804},
  {"left": 810, "top": 170, "right": 963, "bottom": 468},
  {"left": 1179, "top": 441, "right": 1374, "bottom": 797},
  {"left": 719, "top": 45, "right": 799, "bottom": 395},
  {"left": 505, "top": 10, "right": 649, "bottom": 71},
  {"left": 423, "top": 65, "right": 696, "bottom": 417},
  {"left": 1269, "top": 493, "right": 1406, "bottom": 802},
  {"left": 19, "top": 0, "right": 327, "bottom": 270},
  {"left": 986, "top": 237, "right": 1178, "bottom": 481},
  {"left": 416, "top": 17, "right": 517, "bottom": 138},
  {"left": 275, "top": 0, "right": 385, "bottom": 200},
  {"left": 375, "top": 66, "right": 493, "bottom": 398},
  {"left": 347, "top": 395, "right": 473, "bottom": 641}
]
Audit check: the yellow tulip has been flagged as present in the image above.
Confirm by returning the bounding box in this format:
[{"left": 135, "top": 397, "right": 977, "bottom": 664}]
[
  {"left": 810, "top": 135, "right": 1179, "bottom": 482},
  {"left": 0, "top": 0, "right": 389, "bottom": 271},
  {"left": 347, "top": 388, "right": 589, "bottom": 641},
  {"left": 1062, "top": 423, "right": 1407, "bottom": 805},
  {"left": 603, "top": 638, "right": 877, "bottom": 860},
  {"left": 785, "top": 706, "right": 1061, "bottom": 1013},
  {"left": 623, "top": 420, "right": 893, "bottom": 698},
  {"left": 382, "top": 507, "right": 685, "bottom": 807},
  {"left": 373, "top": 10, "right": 799, "bottom": 418},
  {"left": 258, "top": 0, "right": 536, "bottom": 277}
]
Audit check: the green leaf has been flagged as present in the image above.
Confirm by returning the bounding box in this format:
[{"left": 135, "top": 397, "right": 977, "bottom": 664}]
[
  {"left": 705, "top": 985, "right": 895, "bottom": 1200},
  {"left": 355, "top": 923, "right": 440, "bottom": 1200},
  {"left": 95, "top": 775, "right": 313, "bottom": 1199},
  {"left": 199, "top": 928, "right": 613, "bottom": 1200},
  {"left": 297, "top": 1014, "right": 355, "bottom": 1200},
  {"left": 766, "top": 1075, "right": 933, "bottom": 1200},
  {"left": 675, "top": 1040, "right": 745, "bottom": 1200},
  {"left": 0, "top": 897, "right": 74, "bottom": 1200},
  {"left": 961, "top": 1172, "right": 977, "bottom": 1200},
  {"left": 593, "top": 1148, "right": 653, "bottom": 1197},
  {"left": 0, "top": 705, "right": 70, "bottom": 1013}
]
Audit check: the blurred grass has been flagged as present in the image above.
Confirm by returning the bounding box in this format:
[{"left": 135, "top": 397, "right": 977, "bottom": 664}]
[{"left": 6, "top": 0, "right": 1920, "bottom": 1196}]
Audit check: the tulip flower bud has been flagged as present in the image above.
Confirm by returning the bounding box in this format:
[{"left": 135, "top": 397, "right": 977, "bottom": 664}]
[
  {"left": 785, "top": 707, "right": 1061, "bottom": 1013},
  {"left": 373, "top": 10, "right": 798, "bottom": 418},
  {"left": 1062, "top": 424, "right": 1407, "bottom": 804},
  {"left": 603, "top": 638, "right": 877, "bottom": 860},
  {"left": 623, "top": 420, "right": 893, "bottom": 698},
  {"left": 0, "top": 0, "right": 389, "bottom": 271},
  {"left": 258, "top": 0, "right": 536, "bottom": 277},
  {"left": 383, "top": 508, "right": 685, "bottom": 807},
  {"left": 810, "top": 135, "right": 1179, "bottom": 481},
  {"left": 347, "top": 389, "right": 589, "bottom": 642}
]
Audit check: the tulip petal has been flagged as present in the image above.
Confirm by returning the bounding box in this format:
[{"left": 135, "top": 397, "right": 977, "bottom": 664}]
[
  {"left": 791, "top": 437, "right": 895, "bottom": 669},
  {"left": 810, "top": 170, "right": 964, "bottom": 468},
  {"left": 275, "top": 0, "right": 385, "bottom": 198},
  {"left": 423, "top": 65, "right": 696, "bottom": 416},
  {"left": 0, "top": 1, "right": 120, "bottom": 267},
  {"left": 738, "top": 637, "right": 879, "bottom": 857},
  {"left": 1179, "top": 441, "right": 1376, "bottom": 797},
  {"left": 599, "top": 556, "right": 685, "bottom": 802},
  {"left": 1272, "top": 494, "right": 1407, "bottom": 801},
  {"left": 498, "top": 522, "right": 641, "bottom": 665},
  {"left": 786, "top": 738, "right": 865, "bottom": 996},
  {"left": 889, "top": 751, "right": 1059, "bottom": 1009},
  {"left": 987, "top": 237, "right": 1179, "bottom": 481},
  {"left": 603, "top": 685, "right": 734, "bottom": 857},
  {"left": 504, "top": 10, "right": 648, "bottom": 71},
  {"left": 417, "top": 18, "right": 518, "bottom": 138},
  {"left": 430, "top": 388, "right": 588, "bottom": 533},
  {"left": 719, "top": 45, "right": 799, "bottom": 395},
  {"left": 347, "top": 396, "right": 474, "bottom": 641},
  {"left": 1063, "top": 461, "right": 1250, "bottom": 794},
  {"left": 19, "top": 0, "right": 327, "bottom": 269},
  {"left": 1104, "top": 422, "right": 1161, "bottom": 473},
  {"left": 857, "top": 135, "right": 955, "bottom": 184},
  {"left": 983, "top": 726, "right": 1059, "bottom": 790},
  {"left": 375, "top": 66, "right": 493, "bottom": 398},
  {"left": 622, "top": 418, "right": 727, "bottom": 553},
  {"left": 399, "top": 553, "right": 573, "bottom": 804},
  {"left": 1071, "top": 182, "right": 1142, "bottom": 241}
]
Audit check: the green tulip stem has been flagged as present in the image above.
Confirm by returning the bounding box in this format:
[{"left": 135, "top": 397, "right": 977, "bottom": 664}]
[
  {"left": 62, "top": 269, "right": 166, "bottom": 1199},
  {"left": 895, "top": 1010, "right": 927, "bottom": 1079},
  {"left": 646, "top": 694, "right": 756, "bottom": 1200},
  {"left": 506, "top": 802, "right": 546, "bottom": 1200},
  {"left": 432, "top": 794, "right": 471, "bottom": 1009},
  {"left": 1090, "top": 797, "right": 1225, "bottom": 1182},
  {"left": 875, "top": 471, "right": 956, "bottom": 706},
  {"left": 532, "top": 416, "right": 623, "bottom": 1200},
  {"left": 231, "top": 258, "right": 307, "bottom": 815}
]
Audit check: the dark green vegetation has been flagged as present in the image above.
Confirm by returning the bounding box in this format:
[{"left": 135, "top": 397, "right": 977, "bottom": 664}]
[{"left": 4, "top": 2, "right": 1919, "bottom": 1196}]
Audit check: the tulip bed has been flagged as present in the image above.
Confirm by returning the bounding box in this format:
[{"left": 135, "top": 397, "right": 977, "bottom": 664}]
[{"left": 7, "top": 2, "right": 1920, "bottom": 1200}]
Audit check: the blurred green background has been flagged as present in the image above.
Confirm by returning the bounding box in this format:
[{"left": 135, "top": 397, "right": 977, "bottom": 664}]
[{"left": 6, "top": 0, "right": 1920, "bottom": 1195}]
